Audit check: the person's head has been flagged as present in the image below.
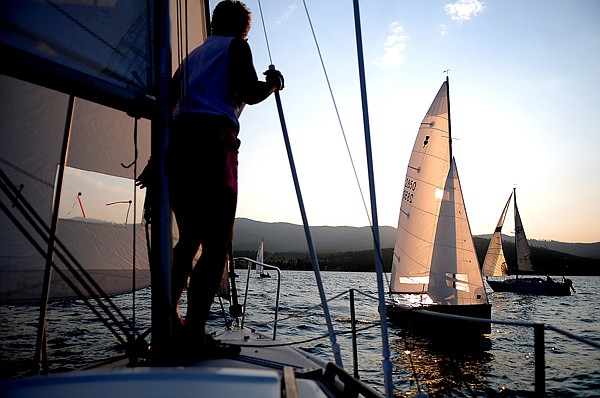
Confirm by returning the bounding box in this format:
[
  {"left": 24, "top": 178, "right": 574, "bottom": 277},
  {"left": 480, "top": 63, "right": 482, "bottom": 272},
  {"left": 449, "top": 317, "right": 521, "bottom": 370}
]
[{"left": 210, "top": 1, "right": 251, "bottom": 40}]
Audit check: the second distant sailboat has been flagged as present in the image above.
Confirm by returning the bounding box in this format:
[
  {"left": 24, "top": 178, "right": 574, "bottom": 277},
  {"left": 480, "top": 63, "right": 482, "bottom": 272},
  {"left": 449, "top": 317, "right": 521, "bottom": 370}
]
[{"left": 482, "top": 188, "right": 574, "bottom": 296}]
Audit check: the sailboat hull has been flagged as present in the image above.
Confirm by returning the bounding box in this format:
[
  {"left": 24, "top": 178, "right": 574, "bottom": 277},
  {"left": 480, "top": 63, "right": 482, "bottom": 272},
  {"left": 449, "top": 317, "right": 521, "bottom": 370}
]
[
  {"left": 487, "top": 277, "right": 572, "bottom": 296},
  {"left": 386, "top": 303, "right": 491, "bottom": 336}
]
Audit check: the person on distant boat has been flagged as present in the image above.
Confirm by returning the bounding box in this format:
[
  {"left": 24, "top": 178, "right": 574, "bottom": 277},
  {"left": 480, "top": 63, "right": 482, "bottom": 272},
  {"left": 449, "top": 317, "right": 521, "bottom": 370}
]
[{"left": 166, "top": 0, "right": 283, "bottom": 360}]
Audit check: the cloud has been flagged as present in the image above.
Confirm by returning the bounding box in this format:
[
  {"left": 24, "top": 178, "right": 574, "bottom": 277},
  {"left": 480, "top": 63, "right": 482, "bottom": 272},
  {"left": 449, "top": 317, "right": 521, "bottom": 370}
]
[
  {"left": 276, "top": 3, "right": 298, "bottom": 24},
  {"left": 445, "top": 0, "right": 485, "bottom": 22},
  {"left": 374, "top": 22, "right": 409, "bottom": 69}
]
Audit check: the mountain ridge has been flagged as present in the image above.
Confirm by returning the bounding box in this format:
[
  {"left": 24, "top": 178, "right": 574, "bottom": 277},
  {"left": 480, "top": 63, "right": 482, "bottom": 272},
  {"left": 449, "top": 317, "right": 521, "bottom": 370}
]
[{"left": 233, "top": 218, "right": 600, "bottom": 259}]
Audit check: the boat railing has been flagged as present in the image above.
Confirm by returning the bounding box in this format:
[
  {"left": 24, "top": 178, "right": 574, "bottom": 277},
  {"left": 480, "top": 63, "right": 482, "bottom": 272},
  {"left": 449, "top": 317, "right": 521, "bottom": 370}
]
[
  {"left": 265, "top": 288, "right": 599, "bottom": 396},
  {"left": 234, "top": 257, "right": 282, "bottom": 340},
  {"left": 211, "top": 273, "right": 598, "bottom": 397}
]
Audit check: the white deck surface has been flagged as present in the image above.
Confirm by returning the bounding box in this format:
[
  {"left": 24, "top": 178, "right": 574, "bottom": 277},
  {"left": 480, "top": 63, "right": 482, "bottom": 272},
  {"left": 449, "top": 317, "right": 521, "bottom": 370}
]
[{"left": 1, "top": 328, "right": 334, "bottom": 398}]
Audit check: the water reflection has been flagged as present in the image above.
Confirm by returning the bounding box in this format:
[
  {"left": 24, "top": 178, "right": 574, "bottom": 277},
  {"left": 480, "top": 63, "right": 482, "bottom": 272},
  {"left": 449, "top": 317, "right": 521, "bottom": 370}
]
[{"left": 390, "top": 327, "right": 496, "bottom": 397}]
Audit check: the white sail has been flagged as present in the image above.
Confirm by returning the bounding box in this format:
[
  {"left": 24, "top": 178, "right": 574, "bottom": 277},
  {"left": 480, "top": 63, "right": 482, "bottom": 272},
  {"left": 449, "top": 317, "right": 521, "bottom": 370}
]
[
  {"left": 0, "top": 1, "right": 207, "bottom": 304},
  {"left": 0, "top": 75, "right": 152, "bottom": 304},
  {"left": 256, "top": 240, "right": 264, "bottom": 274},
  {"left": 514, "top": 189, "right": 534, "bottom": 273},
  {"left": 482, "top": 192, "right": 512, "bottom": 276},
  {"left": 0, "top": 219, "right": 151, "bottom": 304},
  {"left": 427, "top": 159, "right": 487, "bottom": 305},
  {"left": 390, "top": 82, "right": 451, "bottom": 294}
]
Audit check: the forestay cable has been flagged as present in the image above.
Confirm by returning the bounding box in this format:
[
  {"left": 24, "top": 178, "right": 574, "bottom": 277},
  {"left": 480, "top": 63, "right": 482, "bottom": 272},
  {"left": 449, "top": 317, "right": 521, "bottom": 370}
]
[
  {"left": 256, "top": 0, "right": 343, "bottom": 367},
  {"left": 299, "top": 0, "right": 393, "bottom": 291},
  {"left": 299, "top": 0, "right": 373, "bottom": 227}
]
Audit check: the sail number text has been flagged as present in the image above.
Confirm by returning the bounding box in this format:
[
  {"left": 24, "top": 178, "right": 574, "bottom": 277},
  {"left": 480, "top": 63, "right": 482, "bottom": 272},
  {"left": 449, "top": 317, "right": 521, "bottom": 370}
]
[{"left": 403, "top": 178, "right": 417, "bottom": 204}]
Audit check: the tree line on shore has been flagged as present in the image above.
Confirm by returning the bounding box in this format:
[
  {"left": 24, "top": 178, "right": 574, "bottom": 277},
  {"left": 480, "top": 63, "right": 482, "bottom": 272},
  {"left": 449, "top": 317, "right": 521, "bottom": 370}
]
[{"left": 233, "top": 237, "right": 600, "bottom": 275}]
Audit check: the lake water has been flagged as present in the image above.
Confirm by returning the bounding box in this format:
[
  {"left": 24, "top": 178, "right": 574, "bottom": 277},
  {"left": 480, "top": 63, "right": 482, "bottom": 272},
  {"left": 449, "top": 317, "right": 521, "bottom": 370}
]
[{"left": 1, "top": 272, "right": 598, "bottom": 397}]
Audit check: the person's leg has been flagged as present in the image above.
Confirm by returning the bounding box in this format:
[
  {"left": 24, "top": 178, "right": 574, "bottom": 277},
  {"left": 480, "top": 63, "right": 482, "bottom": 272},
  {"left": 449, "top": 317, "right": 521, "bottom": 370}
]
[
  {"left": 184, "top": 188, "right": 237, "bottom": 340},
  {"left": 171, "top": 206, "right": 201, "bottom": 317},
  {"left": 168, "top": 116, "right": 206, "bottom": 324}
]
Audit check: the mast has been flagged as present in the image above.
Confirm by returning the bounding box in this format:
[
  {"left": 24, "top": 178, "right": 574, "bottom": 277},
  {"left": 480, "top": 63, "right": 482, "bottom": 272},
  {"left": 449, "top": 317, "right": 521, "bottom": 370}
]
[
  {"left": 513, "top": 187, "right": 519, "bottom": 278},
  {"left": 446, "top": 75, "right": 452, "bottom": 160},
  {"left": 352, "top": 1, "right": 393, "bottom": 396},
  {"left": 149, "top": 0, "right": 175, "bottom": 361}
]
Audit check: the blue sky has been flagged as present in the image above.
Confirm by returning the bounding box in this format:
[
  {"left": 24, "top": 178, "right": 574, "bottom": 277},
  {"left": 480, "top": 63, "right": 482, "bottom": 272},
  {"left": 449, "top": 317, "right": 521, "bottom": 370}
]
[{"left": 229, "top": 0, "right": 600, "bottom": 243}]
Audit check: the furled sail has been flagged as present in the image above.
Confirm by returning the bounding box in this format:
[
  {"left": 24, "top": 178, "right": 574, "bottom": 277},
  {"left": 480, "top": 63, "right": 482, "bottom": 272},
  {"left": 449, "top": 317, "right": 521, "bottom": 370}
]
[
  {"left": 482, "top": 192, "right": 512, "bottom": 276},
  {"left": 390, "top": 82, "right": 451, "bottom": 294},
  {"left": 427, "top": 159, "right": 487, "bottom": 305},
  {"left": 0, "top": 1, "right": 208, "bottom": 304},
  {"left": 514, "top": 190, "right": 534, "bottom": 273}
]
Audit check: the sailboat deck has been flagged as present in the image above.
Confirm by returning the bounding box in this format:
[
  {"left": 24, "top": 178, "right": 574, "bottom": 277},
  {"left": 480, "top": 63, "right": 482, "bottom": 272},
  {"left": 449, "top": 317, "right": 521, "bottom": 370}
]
[{"left": 1, "top": 328, "right": 343, "bottom": 398}]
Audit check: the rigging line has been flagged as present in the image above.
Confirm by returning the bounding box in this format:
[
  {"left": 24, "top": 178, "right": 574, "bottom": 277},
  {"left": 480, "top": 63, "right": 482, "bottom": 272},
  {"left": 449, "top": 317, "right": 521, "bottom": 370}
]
[
  {"left": 235, "top": 322, "right": 381, "bottom": 348},
  {"left": 256, "top": 1, "right": 342, "bottom": 367},
  {"left": 0, "top": 168, "right": 138, "bottom": 340},
  {"left": 0, "top": 157, "right": 53, "bottom": 188},
  {"left": 301, "top": 0, "right": 372, "bottom": 228},
  {"left": 45, "top": 0, "right": 123, "bottom": 56},
  {"left": 270, "top": 288, "right": 380, "bottom": 325},
  {"left": 174, "top": 0, "right": 187, "bottom": 114},
  {"left": 0, "top": 199, "right": 129, "bottom": 346},
  {"left": 255, "top": 1, "right": 343, "bottom": 368},
  {"left": 277, "top": 289, "right": 361, "bottom": 322},
  {"left": 177, "top": 0, "right": 185, "bottom": 110},
  {"left": 131, "top": 118, "right": 138, "bottom": 343},
  {"left": 185, "top": 0, "right": 190, "bottom": 64},
  {"left": 302, "top": 0, "right": 389, "bottom": 286},
  {"left": 256, "top": 0, "right": 273, "bottom": 64},
  {"left": 65, "top": 195, "right": 79, "bottom": 216}
]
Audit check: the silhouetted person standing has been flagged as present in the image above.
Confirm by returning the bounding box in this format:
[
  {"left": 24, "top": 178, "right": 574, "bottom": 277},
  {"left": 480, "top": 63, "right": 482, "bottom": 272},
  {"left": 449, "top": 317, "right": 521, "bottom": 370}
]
[{"left": 168, "top": 0, "right": 283, "bottom": 359}]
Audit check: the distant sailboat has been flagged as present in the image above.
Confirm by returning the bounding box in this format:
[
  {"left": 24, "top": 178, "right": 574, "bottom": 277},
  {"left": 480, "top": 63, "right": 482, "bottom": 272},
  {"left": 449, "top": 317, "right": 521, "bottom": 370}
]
[
  {"left": 256, "top": 239, "right": 271, "bottom": 278},
  {"left": 387, "top": 78, "right": 491, "bottom": 335},
  {"left": 483, "top": 188, "right": 574, "bottom": 296}
]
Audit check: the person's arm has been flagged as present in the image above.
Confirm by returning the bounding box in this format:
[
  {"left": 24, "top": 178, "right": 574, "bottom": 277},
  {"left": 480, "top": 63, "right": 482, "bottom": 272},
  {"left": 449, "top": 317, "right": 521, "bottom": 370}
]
[{"left": 229, "top": 38, "right": 282, "bottom": 105}]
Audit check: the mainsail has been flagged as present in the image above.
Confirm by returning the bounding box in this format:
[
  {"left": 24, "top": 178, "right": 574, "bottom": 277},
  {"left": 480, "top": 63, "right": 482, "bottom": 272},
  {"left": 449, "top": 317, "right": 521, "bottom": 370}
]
[
  {"left": 514, "top": 189, "right": 534, "bottom": 273},
  {"left": 0, "top": 1, "right": 207, "bottom": 304},
  {"left": 390, "top": 82, "right": 451, "bottom": 294},
  {"left": 482, "top": 192, "right": 512, "bottom": 277}
]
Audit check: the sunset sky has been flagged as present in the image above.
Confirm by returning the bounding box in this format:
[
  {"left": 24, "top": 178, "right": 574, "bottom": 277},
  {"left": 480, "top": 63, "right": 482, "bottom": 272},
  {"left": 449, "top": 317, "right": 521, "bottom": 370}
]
[
  {"left": 59, "top": 0, "right": 600, "bottom": 244},
  {"left": 232, "top": 0, "right": 600, "bottom": 243}
]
